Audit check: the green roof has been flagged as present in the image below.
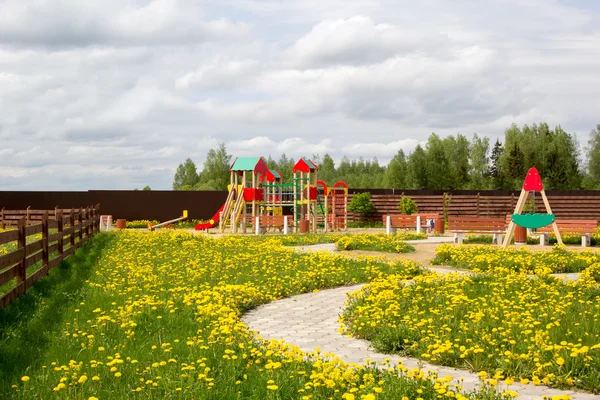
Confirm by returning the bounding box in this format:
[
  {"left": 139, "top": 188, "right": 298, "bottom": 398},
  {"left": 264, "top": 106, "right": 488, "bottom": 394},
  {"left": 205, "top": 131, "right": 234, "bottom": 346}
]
[
  {"left": 270, "top": 169, "right": 281, "bottom": 179},
  {"left": 231, "top": 157, "right": 262, "bottom": 171}
]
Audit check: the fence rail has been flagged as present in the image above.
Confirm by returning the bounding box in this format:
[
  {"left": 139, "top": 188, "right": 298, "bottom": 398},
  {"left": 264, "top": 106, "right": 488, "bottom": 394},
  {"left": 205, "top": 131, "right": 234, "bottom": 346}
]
[
  {"left": 0, "top": 205, "right": 100, "bottom": 308},
  {"left": 348, "top": 192, "right": 600, "bottom": 222}
]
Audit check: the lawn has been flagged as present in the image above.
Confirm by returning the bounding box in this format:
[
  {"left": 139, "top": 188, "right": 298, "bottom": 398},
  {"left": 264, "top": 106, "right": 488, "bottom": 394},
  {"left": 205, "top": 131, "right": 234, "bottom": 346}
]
[
  {"left": 342, "top": 273, "right": 600, "bottom": 393},
  {"left": 1, "top": 231, "right": 502, "bottom": 400},
  {"left": 431, "top": 244, "right": 600, "bottom": 274}
]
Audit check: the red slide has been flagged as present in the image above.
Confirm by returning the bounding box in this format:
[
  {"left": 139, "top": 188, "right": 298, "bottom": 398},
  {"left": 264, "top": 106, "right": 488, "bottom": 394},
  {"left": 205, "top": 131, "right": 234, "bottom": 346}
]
[{"left": 195, "top": 203, "right": 226, "bottom": 231}]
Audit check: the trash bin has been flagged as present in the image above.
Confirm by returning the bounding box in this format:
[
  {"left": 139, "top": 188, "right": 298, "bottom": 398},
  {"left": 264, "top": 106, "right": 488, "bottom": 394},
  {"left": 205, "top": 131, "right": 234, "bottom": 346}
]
[
  {"left": 116, "top": 219, "right": 127, "bottom": 230},
  {"left": 298, "top": 219, "right": 310, "bottom": 233},
  {"left": 434, "top": 218, "right": 445, "bottom": 234},
  {"left": 514, "top": 225, "right": 527, "bottom": 243}
]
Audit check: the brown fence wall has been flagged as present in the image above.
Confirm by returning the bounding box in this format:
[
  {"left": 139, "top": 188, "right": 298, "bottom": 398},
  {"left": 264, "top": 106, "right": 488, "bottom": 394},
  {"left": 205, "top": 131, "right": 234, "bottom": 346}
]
[
  {"left": 348, "top": 189, "right": 600, "bottom": 221},
  {"left": 0, "top": 191, "right": 228, "bottom": 222},
  {"left": 2, "top": 189, "right": 600, "bottom": 223}
]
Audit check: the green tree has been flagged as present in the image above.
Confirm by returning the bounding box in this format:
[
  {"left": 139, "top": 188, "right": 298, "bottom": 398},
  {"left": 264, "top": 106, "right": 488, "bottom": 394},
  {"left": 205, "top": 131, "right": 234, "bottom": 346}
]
[
  {"left": 276, "top": 154, "right": 295, "bottom": 182},
  {"left": 318, "top": 154, "right": 336, "bottom": 183},
  {"left": 425, "top": 133, "right": 451, "bottom": 189},
  {"left": 385, "top": 150, "right": 407, "bottom": 188},
  {"left": 348, "top": 192, "right": 375, "bottom": 221},
  {"left": 172, "top": 158, "right": 199, "bottom": 190},
  {"left": 489, "top": 139, "right": 504, "bottom": 189},
  {"left": 506, "top": 142, "right": 525, "bottom": 188},
  {"left": 406, "top": 145, "right": 428, "bottom": 189},
  {"left": 444, "top": 134, "right": 470, "bottom": 189},
  {"left": 143, "top": 185, "right": 151, "bottom": 191},
  {"left": 469, "top": 134, "right": 490, "bottom": 189},
  {"left": 196, "top": 143, "right": 232, "bottom": 190},
  {"left": 586, "top": 124, "right": 600, "bottom": 188},
  {"left": 543, "top": 126, "right": 581, "bottom": 189},
  {"left": 399, "top": 196, "right": 418, "bottom": 215}
]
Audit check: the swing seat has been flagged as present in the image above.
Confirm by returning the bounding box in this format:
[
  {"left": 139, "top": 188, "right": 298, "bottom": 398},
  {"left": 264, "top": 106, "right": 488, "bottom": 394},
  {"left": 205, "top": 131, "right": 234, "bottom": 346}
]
[{"left": 511, "top": 213, "right": 555, "bottom": 229}]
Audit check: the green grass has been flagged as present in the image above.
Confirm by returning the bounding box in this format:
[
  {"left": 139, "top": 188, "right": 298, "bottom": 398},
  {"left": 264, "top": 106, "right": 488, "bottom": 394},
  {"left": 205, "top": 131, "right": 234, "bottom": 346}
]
[
  {"left": 347, "top": 221, "right": 385, "bottom": 228},
  {"left": 335, "top": 234, "right": 419, "bottom": 253},
  {"left": 342, "top": 273, "right": 600, "bottom": 392},
  {"left": 0, "top": 232, "right": 501, "bottom": 399},
  {"left": 0, "top": 233, "right": 113, "bottom": 389}
]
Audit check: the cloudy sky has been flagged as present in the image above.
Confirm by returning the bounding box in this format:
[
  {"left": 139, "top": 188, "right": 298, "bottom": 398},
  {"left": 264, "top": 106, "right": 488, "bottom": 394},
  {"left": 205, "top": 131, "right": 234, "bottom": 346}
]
[{"left": 1, "top": 0, "right": 599, "bottom": 190}]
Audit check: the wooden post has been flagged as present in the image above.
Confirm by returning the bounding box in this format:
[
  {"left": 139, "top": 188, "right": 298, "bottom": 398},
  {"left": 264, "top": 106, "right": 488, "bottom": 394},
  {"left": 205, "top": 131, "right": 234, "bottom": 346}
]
[
  {"left": 42, "top": 211, "right": 49, "bottom": 268},
  {"left": 26, "top": 206, "right": 31, "bottom": 225},
  {"left": 57, "top": 210, "right": 64, "bottom": 257},
  {"left": 502, "top": 189, "right": 529, "bottom": 247},
  {"left": 242, "top": 171, "right": 247, "bottom": 234},
  {"left": 476, "top": 193, "right": 480, "bottom": 217},
  {"left": 69, "top": 209, "right": 75, "bottom": 249},
  {"left": 17, "top": 217, "right": 26, "bottom": 293},
  {"left": 78, "top": 209, "right": 83, "bottom": 243},
  {"left": 95, "top": 204, "right": 101, "bottom": 234},
  {"left": 293, "top": 171, "right": 297, "bottom": 232},
  {"left": 540, "top": 190, "right": 563, "bottom": 245},
  {"left": 252, "top": 172, "right": 256, "bottom": 221}
]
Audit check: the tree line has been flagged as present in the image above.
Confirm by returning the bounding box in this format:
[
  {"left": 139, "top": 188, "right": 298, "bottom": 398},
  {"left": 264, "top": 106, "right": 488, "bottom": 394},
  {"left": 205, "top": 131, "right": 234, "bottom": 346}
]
[{"left": 173, "top": 122, "right": 600, "bottom": 191}]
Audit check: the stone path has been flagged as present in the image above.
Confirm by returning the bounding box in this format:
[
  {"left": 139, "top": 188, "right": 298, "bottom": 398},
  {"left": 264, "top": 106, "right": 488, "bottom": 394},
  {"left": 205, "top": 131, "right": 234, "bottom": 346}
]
[
  {"left": 242, "top": 284, "right": 598, "bottom": 400},
  {"left": 241, "top": 243, "right": 596, "bottom": 399}
]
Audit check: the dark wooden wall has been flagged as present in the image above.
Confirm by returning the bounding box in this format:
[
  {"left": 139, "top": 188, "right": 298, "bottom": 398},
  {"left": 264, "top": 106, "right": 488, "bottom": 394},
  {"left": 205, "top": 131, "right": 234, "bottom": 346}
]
[
  {"left": 0, "top": 191, "right": 228, "bottom": 222},
  {"left": 348, "top": 190, "right": 600, "bottom": 221},
  {"left": 2, "top": 189, "right": 600, "bottom": 223}
]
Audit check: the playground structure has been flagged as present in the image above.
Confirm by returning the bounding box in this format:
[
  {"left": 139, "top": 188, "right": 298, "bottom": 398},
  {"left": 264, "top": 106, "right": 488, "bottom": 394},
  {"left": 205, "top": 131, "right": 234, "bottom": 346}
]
[
  {"left": 195, "top": 156, "right": 348, "bottom": 234},
  {"left": 502, "top": 167, "right": 563, "bottom": 247}
]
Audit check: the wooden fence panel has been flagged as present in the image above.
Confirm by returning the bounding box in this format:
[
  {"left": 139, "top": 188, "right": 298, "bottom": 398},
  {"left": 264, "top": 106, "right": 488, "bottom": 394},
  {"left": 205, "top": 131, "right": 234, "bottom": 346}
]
[
  {"left": 348, "top": 192, "right": 600, "bottom": 222},
  {"left": 0, "top": 205, "right": 99, "bottom": 309}
]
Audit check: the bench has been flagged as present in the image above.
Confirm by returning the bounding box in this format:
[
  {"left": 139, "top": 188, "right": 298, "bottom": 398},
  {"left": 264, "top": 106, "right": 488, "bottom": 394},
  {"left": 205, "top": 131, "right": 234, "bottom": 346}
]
[
  {"left": 538, "top": 219, "right": 597, "bottom": 247},
  {"left": 448, "top": 216, "right": 507, "bottom": 244},
  {"left": 254, "top": 215, "right": 293, "bottom": 235},
  {"left": 383, "top": 214, "right": 440, "bottom": 235}
]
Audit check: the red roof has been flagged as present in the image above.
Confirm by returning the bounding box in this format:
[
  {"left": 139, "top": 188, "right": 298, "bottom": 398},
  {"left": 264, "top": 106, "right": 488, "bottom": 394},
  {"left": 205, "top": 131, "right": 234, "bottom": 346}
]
[{"left": 293, "top": 157, "right": 318, "bottom": 173}]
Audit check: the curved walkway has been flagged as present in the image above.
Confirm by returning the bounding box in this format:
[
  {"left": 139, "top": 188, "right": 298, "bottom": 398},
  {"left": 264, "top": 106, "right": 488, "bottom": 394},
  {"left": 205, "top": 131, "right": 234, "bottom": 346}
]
[{"left": 242, "top": 243, "right": 595, "bottom": 400}]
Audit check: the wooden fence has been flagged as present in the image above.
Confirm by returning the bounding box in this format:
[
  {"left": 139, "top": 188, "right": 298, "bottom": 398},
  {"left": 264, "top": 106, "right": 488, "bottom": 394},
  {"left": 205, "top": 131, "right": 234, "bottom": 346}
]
[
  {"left": 348, "top": 192, "right": 600, "bottom": 222},
  {"left": 0, "top": 206, "right": 100, "bottom": 308}
]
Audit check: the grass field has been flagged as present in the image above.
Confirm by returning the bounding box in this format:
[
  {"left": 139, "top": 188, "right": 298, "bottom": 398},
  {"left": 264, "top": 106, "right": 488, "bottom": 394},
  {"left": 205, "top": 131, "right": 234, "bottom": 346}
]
[
  {"left": 342, "top": 273, "right": 600, "bottom": 393},
  {"left": 1, "top": 231, "right": 503, "bottom": 399},
  {"left": 431, "top": 244, "right": 600, "bottom": 274}
]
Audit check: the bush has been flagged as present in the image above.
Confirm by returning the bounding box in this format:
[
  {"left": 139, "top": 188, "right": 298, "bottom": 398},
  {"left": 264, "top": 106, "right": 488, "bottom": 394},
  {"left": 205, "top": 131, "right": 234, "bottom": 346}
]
[
  {"left": 399, "top": 196, "right": 418, "bottom": 215},
  {"left": 348, "top": 192, "right": 375, "bottom": 221}
]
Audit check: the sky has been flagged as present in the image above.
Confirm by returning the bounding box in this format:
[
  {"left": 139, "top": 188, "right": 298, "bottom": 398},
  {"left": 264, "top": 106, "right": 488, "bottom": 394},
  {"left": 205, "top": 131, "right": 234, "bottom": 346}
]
[{"left": 1, "top": 0, "right": 599, "bottom": 190}]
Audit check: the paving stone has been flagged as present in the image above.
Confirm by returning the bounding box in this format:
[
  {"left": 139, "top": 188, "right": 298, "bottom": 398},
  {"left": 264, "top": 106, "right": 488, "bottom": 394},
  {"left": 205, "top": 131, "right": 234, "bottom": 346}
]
[{"left": 242, "top": 284, "right": 599, "bottom": 400}]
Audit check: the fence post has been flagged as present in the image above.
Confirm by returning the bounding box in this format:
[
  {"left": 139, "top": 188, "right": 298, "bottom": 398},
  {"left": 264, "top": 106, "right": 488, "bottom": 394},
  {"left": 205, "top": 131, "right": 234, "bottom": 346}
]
[
  {"left": 255, "top": 217, "right": 260, "bottom": 235},
  {"left": 86, "top": 207, "right": 90, "bottom": 237},
  {"left": 57, "top": 210, "right": 64, "bottom": 258},
  {"left": 386, "top": 215, "right": 392, "bottom": 235},
  {"left": 17, "top": 217, "right": 26, "bottom": 293},
  {"left": 95, "top": 204, "right": 101, "bottom": 234},
  {"left": 26, "top": 206, "right": 31, "bottom": 225},
  {"left": 476, "top": 193, "right": 480, "bottom": 217},
  {"left": 416, "top": 215, "right": 422, "bottom": 234},
  {"left": 42, "top": 211, "right": 49, "bottom": 271},
  {"left": 70, "top": 209, "right": 75, "bottom": 249},
  {"left": 283, "top": 216, "right": 289, "bottom": 235},
  {"left": 88, "top": 207, "right": 93, "bottom": 236},
  {"left": 78, "top": 209, "right": 83, "bottom": 243}
]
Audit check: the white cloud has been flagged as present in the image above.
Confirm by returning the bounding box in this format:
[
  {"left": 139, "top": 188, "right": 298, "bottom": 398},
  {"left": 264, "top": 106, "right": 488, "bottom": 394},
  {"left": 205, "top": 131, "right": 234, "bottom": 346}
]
[
  {"left": 0, "top": 0, "right": 250, "bottom": 47},
  {"left": 176, "top": 58, "right": 259, "bottom": 89},
  {"left": 287, "top": 16, "right": 450, "bottom": 67},
  {"left": 1, "top": 0, "right": 600, "bottom": 189}
]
